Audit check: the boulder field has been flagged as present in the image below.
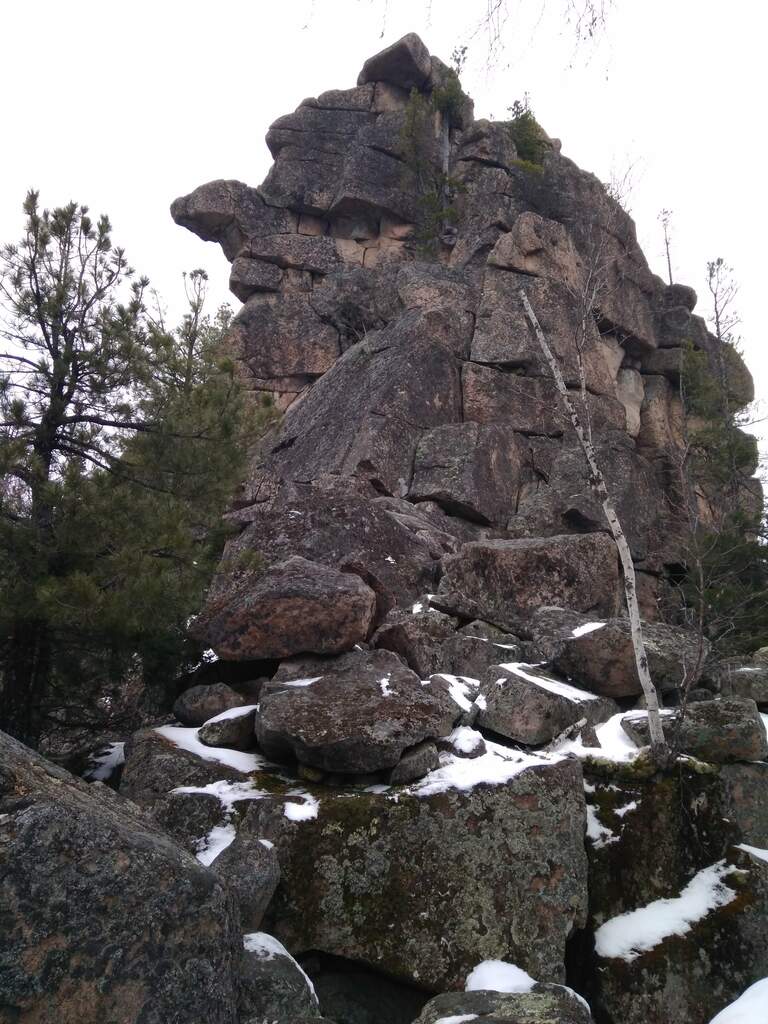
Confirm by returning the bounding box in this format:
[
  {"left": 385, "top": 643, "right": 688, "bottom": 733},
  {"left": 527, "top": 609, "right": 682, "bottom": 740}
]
[{"left": 2, "top": 32, "right": 767, "bottom": 1024}]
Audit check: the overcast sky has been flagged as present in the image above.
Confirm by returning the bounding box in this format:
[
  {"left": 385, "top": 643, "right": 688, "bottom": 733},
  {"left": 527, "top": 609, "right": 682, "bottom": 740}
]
[{"left": 2, "top": 0, "right": 765, "bottom": 443}]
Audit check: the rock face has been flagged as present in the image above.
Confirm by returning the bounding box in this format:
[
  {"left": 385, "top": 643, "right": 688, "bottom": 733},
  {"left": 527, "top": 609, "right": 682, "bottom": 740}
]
[
  {"left": 415, "top": 988, "right": 593, "bottom": 1024},
  {"left": 0, "top": 730, "right": 242, "bottom": 1024},
  {"left": 103, "top": 28, "right": 768, "bottom": 1024}
]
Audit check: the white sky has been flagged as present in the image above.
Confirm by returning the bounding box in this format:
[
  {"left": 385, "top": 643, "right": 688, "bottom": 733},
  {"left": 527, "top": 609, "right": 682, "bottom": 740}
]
[{"left": 1, "top": 0, "right": 765, "bottom": 444}]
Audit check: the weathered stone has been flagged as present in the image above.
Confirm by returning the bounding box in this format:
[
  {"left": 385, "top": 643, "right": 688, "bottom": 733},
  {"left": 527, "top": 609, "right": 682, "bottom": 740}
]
[
  {"left": 435, "top": 533, "right": 621, "bottom": 630},
  {"left": 615, "top": 367, "right": 644, "bottom": 436},
  {"left": 414, "top": 987, "right": 593, "bottom": 1024},
  {"left": 240, "top": 932, "right": 320, "bottom": 1023},
  {"left": 408, "top": 422, "right": 523, "bottom": 525},
  {"left": 170, "top": 178, "right": 295, "bottom": 260},
  {"left": 0, "top": 731, "right": 241, "bottom": 1024},
  {"left": 214, "top": 836, "right": 281, "bottom": 933},
  {"left": 257, "top": 757, "right": 588, "bottom": 989},
  {"left": 309, "top": 264, "right": 401, "bottom": 345},
  {"left": 173, "top": 682, "right": 245, "bottom": 726},
  {"left": 477, "top": 662, "right": 618, "bottom": 746},
  {"left": 229, "top": 255, "right": 283, "bottom": 300},
  {"left": 357, "top": 32, "right": 432, "bottom": 90},
  {"left": 199, "top": 705, "right": 258, "bottom": 750},
  {"left": 715, "top": 660, "right": 768, "bottom": 706},
  {"left": 637, "top": 374, "right": 685, "bottom": 452},
  {"left": 388, "top": 740, "right": 439, "bottom": 784},
  {"left": 511, "top": 432, "right": 684, "bottom": 566},
  {"left": 439, "top": 620, "right": 523, "bottom": 678},
  {"left": 580, "top": 763, "right": 768, "bottom": 1024},
  {"left": 244, "top": 233, "right": 342, "bottom": 275},
  {"left": 372, "top": 606, "right": 457, "bottom": 678},
  {"left": 251, "top": 318, "right": 461, "bottom": 497},
  {"left": 194, "top": 555, "right": 377, "bottom": 661},
  {"left": 456, "top": 118, "right": 520, "bottom": 172},
  {"left": 531, "top": 610, "right": 710, "bottom": 698},
  {"left": 622, "top": 698, "right": 768, "bottom": 762},
  {"left": 230, "top": 294, "right": 340, "bottom": 381},
  {"left": 471, "top": 271, "right": 616, "bottom": 397},
  {"left": 308, "top": 84, "right": 376, "bottom": 111},
  {"left": 462, "top": 362, "right": 625, "bottom": 436},
  {"left": 255, "top": 649, "right": 456, "bottom": 772},
  {"left": 215, "top": 477, "right": 454, "bottom": 619},
  {"left": 488, "top": 212, "right": 584, "bottom": 291}
]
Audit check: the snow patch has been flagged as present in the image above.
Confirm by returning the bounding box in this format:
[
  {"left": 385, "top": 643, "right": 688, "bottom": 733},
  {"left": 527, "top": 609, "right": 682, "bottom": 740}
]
[
  {"left": 465, "top": 960, "right": 535, "bottom": 993},
  {"left": 449, "top": 726, "right": 484, "bottom": 755},
  {"left": 434, "top": 674, "right": 479, "bottom": 713},
  {"left": 586, "top": 804, "right": 618, "bottom": 848},
  {"left": 572, "top": 621, "right": 606, "bottom": 638},
  {"left": 615, "top": 800, "right": 639, "bottom": 818},
  {"left": 380, "top": 674, "right": 393, "bottom": 698},
  {"left": 499, "top": 662, "right": 600, "bottom": 703},
  {"left": 736, "top": 843, "right": 768, "bottom": 864},
  {"left": 709, "top": 977, "right": 768, "bottom": 1023},
  {"left": 553, "top": 711, "right": 643, "bottom": 763},
  {"left": 84, "top": 741, "right": 125, "bottom": 782},
  {"left": 412, "top": 602, "right": 424, "bottom": 614},
  {"left": 411, "top": 740, "right": 557, "bottom": 798},
  {"left": 595, "top": 860, "right": 740, "bottom": 961},
  {"left": 155, "top": 725, "right": 269, "bottom": 773},
  {"left": 433, "top": 1016, "right": 478, "bottom": 1024},
  {"left": 280, "top": 676, "right": 322, "bottom": 688},
  {"left": 197, "top": 822, "right": 237, "bottom": 866},
  {"left": 172, "top": 779, "right": 271, "bottom": 865},
  {"left": 284, "top": 791, "right": 320, "bottom": 821},
  {"left": 259, "top": 839, "right": 274, "bottom": 850}
]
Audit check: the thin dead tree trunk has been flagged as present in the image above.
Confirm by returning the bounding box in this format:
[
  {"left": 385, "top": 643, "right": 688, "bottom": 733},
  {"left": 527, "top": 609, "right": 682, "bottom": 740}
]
[{"left": 520, "top": 289, "right": 669, "bottom": 764}]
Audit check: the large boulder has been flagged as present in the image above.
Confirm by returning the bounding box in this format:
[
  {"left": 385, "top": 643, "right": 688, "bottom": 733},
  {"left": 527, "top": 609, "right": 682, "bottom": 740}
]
[
  {"left": 255, "top": 649, "right": 457, "bottom": 772},
  {"left": 0, "top": 731, "right": 242, "bottom": 1024},
  {"left": 477, "top": 662, "right": 618, "bottom": 746},
  {"left": 530, "top": 609, "right": 710, "bottom": 698},
  {"left": 621, "top": 698, "right": 768, "bottom": 763},
  {"left": 435, "top": 533, "right": 621, "bottom": 630},
  {"left": 357, "top": 32, "right": 432, "bottom": 90},
  {"left": 193, "top": 555, "right": 377, "bottom": 661},
  {"left": 257, "top": 756, "right": 588, "bottom": 990}
]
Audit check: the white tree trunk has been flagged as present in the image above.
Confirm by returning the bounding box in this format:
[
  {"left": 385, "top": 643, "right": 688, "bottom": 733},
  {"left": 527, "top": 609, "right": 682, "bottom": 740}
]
[{"left": 520, "top": 290, "right": 669, "bottom": 763}]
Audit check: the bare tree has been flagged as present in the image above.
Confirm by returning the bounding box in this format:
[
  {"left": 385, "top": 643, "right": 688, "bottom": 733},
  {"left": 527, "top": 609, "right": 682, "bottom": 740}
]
[
  {"left": 519, "top": 291, "right": 668, "bottom": 762},
  {"left": 659, "top": 208, "right": 674, "bottom": 285}
]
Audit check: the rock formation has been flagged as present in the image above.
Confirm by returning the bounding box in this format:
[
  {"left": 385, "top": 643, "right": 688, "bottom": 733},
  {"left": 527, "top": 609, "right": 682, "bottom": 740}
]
[{"left": 3, "top": 32, "right": 767, "bottom": 1024}]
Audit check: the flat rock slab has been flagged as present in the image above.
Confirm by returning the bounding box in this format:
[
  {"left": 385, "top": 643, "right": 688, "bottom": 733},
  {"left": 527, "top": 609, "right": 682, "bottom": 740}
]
[
  {"left": 622, "top": 698, "right": 768, "bottom": 763},
  {"left": 0, "top": 731, "right": 241, "bottom": 1024},
  {"left": 255, "top": 649, "right": 457, "bottom": 772},
  {"left": 435, "top": 533, "right": 621, "bottom": 630},
  {"left": 478, "top": 662, "right": 618, "bottom": 746},
  {"left": 195, "top": 555, "right": 376, "bottom": 661}
]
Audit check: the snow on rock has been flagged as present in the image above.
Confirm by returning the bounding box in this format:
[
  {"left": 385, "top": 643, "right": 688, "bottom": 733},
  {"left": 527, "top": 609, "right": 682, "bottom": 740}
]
[
  {"left": 572, "top": 621, "right": 606, "bottom": 638},
  {"left": 433, "top": 674, "right": 480, "bottom": 712},
  {"left": 83, "top": 741, "right": 125, "bottom": 782},
  {"left": 411, "top": 741, "right": 557, "bottom": 798},
  {"left": 594, "top": 860, "right": 741, "bottom": 962},
  {"left": 449, "top": 726, "right": 485, "bottom": 756},
  {"left": 465, "top": 959, "right": 535, "bottom": 993},
  {"left": 499, "top": 662, "right": 601, "bottom": 703},
  {"left": 586, "top": 804, "right": 618, "bottom": 849},
  {"left": 279, "top": 676, "right": 323, "bottom": 688},
  {"left": 380, "top": 674, "right": 394, "bottom": 697},
  {"left": 615, "top": 800, "right": 639, "bottom": 818},
  {"left": 283, "top": 791, "right": 320, "bottom": 821},
  {"left": 433, "top": 1016, "right": 479, "bottom": 1024},
  {"left": 242, "top": 931, "right": 318, "bottom": 999},
  {"left": 736, "top": 844, "right": 768, "bottom": 864},
  {"left": 709, "top": 977, "right": 768, "bottom": 1023},
  {"left": 553, "top": 711, "right": 644, "bottom": 763},
  {"left": 202, "top": 703, "right": 259, "bottom": 725},
  {"left": 173, "top": 779, "right": 271, "bottom": 865},
  {"left": 155, "top": 724, "right": 269, "bottom": 773}
]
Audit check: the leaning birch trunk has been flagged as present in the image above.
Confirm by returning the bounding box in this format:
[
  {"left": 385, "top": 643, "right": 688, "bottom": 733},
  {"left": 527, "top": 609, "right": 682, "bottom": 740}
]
[{"left": 520, "top": 290, "right": 669, "bottom": 764}]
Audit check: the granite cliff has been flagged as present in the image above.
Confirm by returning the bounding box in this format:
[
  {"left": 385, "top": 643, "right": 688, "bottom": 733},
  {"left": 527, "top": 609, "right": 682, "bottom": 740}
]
[{"left": 2, "top": 33, "right": 767, "bottom": 1024}]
